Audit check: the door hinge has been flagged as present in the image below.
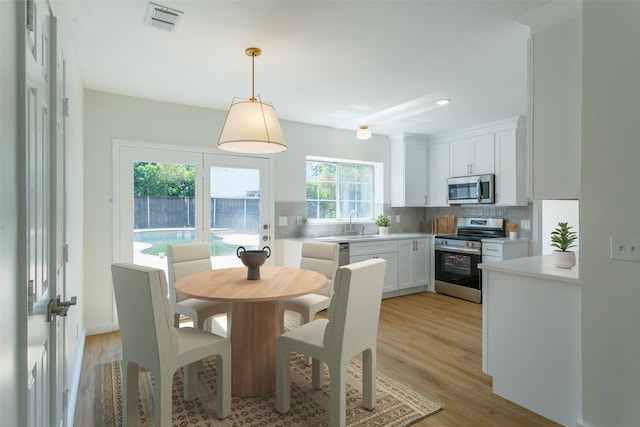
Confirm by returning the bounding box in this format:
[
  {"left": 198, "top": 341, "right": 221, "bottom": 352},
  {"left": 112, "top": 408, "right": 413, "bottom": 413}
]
[
  {"left": 63, "top": 98, "right": 69, "bottom": 117},
  {"left": 63, "top": 243, "right": 69, "bottom": 263},
  {"left": 26, "top": 0, "right": 35, "bottom": 32}
]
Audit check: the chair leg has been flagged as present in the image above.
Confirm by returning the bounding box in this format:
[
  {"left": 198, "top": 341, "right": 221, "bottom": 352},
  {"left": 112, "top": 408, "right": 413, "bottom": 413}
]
[
  {"left": 311, "top": 358, "right": 323, "bottom": 389},
  {"left": 362, "top": 349, "right": 376, "bottom": 410},
  {"left": 183, "top": 362, "right": 198, "bottom": 401},
  {"left": 275, "top": 347, "right": 291, "bottom": 414},
  {"left": 329, "top": 364, "right": 347, "bottom": 427},
  {"left": 279, "top": 307, "right": 287, "bottom": 334},
  {"left": 173, "top": 313, "right": 180, "bottom": 328},
  {"left": 154, "top": 370, "right": 174, "bottom": 427},
  {"left": 302, "top": 310, "right": 313, "bottom": 365},
  {"left": 216, "top": 352, "right": 231, "bottom": 419},
  {"left": 122, "top": 361, "right": 140, "bottom": 426}
]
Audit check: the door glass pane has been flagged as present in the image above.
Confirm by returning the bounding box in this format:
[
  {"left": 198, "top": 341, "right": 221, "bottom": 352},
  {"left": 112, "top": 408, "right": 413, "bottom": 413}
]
[
  {"left": 210, "top": 166, "right": 260, "bottom": 269},
  {"left": 133, "top": 161, "right": 196, "bottom": 269}
]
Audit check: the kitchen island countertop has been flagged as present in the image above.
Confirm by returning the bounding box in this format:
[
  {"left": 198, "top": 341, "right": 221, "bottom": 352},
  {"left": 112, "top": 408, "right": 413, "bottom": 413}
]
[{"left": 479, "top": 254, "right": 580, "bottom": 285}]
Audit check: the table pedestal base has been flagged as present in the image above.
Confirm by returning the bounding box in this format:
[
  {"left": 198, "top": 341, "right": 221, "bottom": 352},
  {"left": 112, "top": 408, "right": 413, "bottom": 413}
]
[{"left": 229, "top": 300, "right": 280, "bottom": 397}]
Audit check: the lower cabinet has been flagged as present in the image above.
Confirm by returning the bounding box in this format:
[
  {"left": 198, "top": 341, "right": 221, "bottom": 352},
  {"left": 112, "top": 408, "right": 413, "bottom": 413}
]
[
  {"left": 398, "top": 238, "right": 429, "bottom": 289},
  {"left": 481, "top": 239, "right": 529, "bottom": 263},
  {"left": 350, "top": 240, "right": 399, "bottom": 294}
]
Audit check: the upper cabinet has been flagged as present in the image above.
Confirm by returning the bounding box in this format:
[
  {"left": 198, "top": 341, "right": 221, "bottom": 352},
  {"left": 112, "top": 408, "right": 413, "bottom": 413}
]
[
  {"left": 450, "top": 133, "right": 495, "bottom": 177},
  {"left": 390, "top": 133, "right": 428, "bottom": 207},
  {"left": 426, "top": 142, "right": 450, "bottom": 207},
  {"left": 517, "top": 2, "right": 582, "bottom": 200},
  {"left": 494, "top": 118, "right": 528, "bottom": 206},
  {"left": 427, "top": 116, "right": 528, "bottom": 207}
]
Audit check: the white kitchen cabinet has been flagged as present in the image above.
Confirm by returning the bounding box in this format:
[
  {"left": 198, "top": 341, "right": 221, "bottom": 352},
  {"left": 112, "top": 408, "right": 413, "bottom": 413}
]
[
  {"left": 397, "top": 238, "right": 429, "bottom": 289},
  {"left": 481, "top": 256, "right": 581, "bottom": 427},
  {"left": 390, "top": 133, "right": 428, "bottom": 207},
  {"left": 450, "top": 133, "right": 494, "bottom": 177},
  {"left": 481, "top": 238, "right": 529, "bottom": 263},
  {"left": 494, "top": 121, "right": 527, "bottom": 206},
  {"left": 426, "top": 142, "right": 449, "bottom": 207},
  {"left": 350, "top": 240, "right": 399, "bottom": 294},
  {"left": 519, "top": 7, "right": 581, "bottom": 200}
]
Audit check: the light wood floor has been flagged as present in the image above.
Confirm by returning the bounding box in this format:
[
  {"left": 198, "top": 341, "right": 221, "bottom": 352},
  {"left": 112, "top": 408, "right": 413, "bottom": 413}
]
[{"left": 74, "top": 292, "right": 559, "bottom": 426}]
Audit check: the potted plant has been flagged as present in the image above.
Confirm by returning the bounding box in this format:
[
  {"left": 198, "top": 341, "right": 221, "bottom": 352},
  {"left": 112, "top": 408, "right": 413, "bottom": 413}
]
[
  {"left": 375, "top": 214, "right": 391, "bottom": 236},
  {"left": 550, "top": 221, "right": 578, "bottom": 268}
]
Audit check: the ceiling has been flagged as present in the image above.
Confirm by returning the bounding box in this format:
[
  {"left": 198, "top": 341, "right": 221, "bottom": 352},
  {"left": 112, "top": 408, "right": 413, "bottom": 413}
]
[{"left": 61, "top": 0, "right": 544, "bottom": 137}]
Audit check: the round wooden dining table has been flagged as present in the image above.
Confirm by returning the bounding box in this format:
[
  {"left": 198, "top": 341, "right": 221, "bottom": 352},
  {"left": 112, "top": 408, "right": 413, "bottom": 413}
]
[{"left": 174, "top": 265, "right": 327, "bottom": 397}]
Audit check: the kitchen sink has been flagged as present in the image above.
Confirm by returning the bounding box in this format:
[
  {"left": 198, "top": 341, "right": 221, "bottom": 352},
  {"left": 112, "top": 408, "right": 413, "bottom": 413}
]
[{"left": 316, "top": 235, "right": 378, "bottom": 241}]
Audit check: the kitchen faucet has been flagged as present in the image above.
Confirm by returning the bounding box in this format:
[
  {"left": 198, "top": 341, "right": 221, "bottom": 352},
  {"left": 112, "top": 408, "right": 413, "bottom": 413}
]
[{"left": 346, "top": 210, "right": 358, "bottom": 235}]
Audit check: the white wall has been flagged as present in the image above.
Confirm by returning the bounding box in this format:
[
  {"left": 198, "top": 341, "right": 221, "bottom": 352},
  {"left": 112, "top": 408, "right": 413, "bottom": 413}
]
[
  {"left": 83, "top": 90, "right": 390, "bottom": 332},
  {"left": 272, "top": 120, "right": 390, "bottom": 203},
  {"left": 581, "top": 2, "right": 640, "bottom": 426}
]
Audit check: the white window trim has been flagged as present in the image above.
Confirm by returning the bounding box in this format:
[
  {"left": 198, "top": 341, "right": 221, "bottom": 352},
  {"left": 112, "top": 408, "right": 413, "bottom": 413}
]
[{"left": 306, "top": 155, "right": 384, "bottom": 224}]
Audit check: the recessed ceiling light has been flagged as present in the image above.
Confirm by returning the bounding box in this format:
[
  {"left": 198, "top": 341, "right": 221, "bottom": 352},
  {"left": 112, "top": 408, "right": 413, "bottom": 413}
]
[{"left": 436, "top": 99, "right": 451, "bottom": 106}]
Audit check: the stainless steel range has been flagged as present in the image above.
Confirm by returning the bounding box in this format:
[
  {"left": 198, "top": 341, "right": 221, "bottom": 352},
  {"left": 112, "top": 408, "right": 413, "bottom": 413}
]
[{"left": 434, "top": 218, "right": 504, "bottom": 303}]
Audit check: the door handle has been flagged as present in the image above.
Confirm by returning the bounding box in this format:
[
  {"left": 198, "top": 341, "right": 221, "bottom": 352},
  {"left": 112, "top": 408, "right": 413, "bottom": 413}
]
[{"left": 47, "top": 295, "right": 77, "bottom": 322}]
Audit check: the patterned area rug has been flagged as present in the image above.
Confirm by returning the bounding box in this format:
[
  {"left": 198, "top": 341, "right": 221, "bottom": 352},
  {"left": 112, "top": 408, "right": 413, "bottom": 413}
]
[{"left": 97, "top": 353, "right": 442, "bottom": 426}]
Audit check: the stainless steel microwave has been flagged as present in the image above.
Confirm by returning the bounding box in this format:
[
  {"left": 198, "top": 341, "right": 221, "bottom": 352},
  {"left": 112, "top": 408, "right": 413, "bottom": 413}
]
[{"left": 447, "top": 174, "right": 495, "bottom": 204}]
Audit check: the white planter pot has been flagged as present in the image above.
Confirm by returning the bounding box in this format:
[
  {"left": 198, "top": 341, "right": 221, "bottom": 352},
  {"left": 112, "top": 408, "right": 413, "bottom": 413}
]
[
  {"left": 509, "top": 231, "right": 517, "bottom": 240},
  {"left": 379, "top": 227, "right": 389, "bottom": 236},
  {"left": 552, "top": 250, "right": 576, "bottom": 268}
]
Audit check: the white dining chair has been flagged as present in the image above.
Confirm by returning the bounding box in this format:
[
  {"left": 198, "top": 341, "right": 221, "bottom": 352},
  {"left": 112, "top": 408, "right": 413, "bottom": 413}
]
[
  {"left": 278, "top": 241, "right": 339, "bottom": 334},
  {"left": 167, "top": 242, "right": 231, "bottom": 331},
  {"left": 111, "top": 263, "right": 231, "bottom": 426},
  {"left": 275, "top": 258, "right": 386, "bottom": 427}
]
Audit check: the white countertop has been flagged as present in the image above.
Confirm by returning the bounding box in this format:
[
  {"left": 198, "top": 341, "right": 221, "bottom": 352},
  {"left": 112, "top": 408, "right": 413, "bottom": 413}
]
[
  {"left": 481, "top": 237, "right": 529, "bottom": 244},
  {"left": 282, "top": 233, "right": 433, "bottom": 243},
  {"left": 479, "top": 254, "right": 580, "bottom": 285}
]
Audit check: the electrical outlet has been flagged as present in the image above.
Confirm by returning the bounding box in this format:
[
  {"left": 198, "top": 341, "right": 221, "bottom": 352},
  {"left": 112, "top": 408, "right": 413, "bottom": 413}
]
[
  {"left": 396, "top": 215, "right": 401, "bottom": 224},
  {"left": 296, "top": 216, "right": 303, "bottom": 225},
  {"left": 611, "top": 236, "right": 640, "bottom": 262},
  {"left": 521, "top": 219, "right": 530, "bottom": 230}
]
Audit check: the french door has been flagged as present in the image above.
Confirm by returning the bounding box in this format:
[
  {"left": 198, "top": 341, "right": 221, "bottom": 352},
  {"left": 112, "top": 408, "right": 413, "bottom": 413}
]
[{"left": 114, "top": 142, "right": 271, "bottom": 276}]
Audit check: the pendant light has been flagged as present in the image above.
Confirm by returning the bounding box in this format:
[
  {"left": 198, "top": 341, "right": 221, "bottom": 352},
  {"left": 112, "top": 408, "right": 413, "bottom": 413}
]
[{"left": 217, "top": 47, "right": 287, "bottom": 153}]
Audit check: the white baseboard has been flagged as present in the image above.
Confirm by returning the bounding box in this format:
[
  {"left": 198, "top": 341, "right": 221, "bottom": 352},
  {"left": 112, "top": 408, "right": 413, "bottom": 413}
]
[{"left": 85, "top": 322, "right": 118, "bottom": 336}]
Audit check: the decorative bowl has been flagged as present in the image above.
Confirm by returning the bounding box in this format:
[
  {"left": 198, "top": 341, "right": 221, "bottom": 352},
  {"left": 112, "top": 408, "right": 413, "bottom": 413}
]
[{"left": 237, "top": 246, "right": 271, "bottom": 280}]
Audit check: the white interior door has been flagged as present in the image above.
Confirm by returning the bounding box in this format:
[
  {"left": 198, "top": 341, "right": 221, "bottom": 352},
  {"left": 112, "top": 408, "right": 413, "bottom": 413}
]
[{"left": 23, "top": 2, "right": 54, "bottom": 425}]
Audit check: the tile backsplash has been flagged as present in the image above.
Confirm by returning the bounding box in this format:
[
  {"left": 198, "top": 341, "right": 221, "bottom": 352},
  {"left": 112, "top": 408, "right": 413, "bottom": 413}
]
[{"left": 274, "top": 201, "right": 533, "bottom": 240}]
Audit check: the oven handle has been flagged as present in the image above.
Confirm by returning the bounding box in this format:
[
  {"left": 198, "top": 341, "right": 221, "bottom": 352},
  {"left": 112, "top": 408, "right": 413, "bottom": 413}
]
[{"left": 435, "top": 245, "right": 482, "bottom": 255}]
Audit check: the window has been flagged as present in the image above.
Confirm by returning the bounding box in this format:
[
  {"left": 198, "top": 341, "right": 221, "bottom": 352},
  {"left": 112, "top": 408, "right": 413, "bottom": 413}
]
[{"left": 306, "top": 157, "right": 382, "bottom": 221}]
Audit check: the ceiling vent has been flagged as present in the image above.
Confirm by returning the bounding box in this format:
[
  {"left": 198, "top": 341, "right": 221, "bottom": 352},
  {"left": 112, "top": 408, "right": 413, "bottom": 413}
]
[{"left": 144, "top": 2, "right": 183, "bottom": 32}]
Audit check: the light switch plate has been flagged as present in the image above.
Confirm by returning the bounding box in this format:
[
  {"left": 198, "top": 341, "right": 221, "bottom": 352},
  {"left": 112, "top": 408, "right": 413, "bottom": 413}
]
[
  {"left": 611, "top": 236, "right": 640, "bottom": 262},
  {"left": 278, "top": 216, "right": 288, "bottom": 226},
  {"left": 521, "top": 219, "right": 531, "bottom": 230}
]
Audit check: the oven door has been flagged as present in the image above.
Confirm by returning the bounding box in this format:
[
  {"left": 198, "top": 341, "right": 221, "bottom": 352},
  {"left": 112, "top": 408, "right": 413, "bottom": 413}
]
[{"left": 434, "top": 248, "right": 482, "bottom": 302}]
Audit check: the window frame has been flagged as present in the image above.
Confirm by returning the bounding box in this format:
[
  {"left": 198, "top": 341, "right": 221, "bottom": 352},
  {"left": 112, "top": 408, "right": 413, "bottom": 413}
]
[{"left": 305, "top": 155, "right": 383, "bottom": 223}]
